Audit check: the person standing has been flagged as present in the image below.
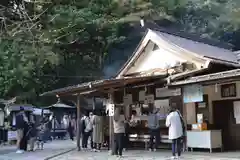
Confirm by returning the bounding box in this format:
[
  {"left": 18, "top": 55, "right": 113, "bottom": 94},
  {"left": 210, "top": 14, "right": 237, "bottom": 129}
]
[
  {"left": 81, "top": 111, "right": 92, "bottom": 149},
  {"left": 124, "top": 110, "right": 140, "bottom": 150},
  {"left": 28, "top": 113, "right": 37, "bottom": 151},
  {"left": 89, "top": 112, "right": 94, "bottom": 149},
  {"left": 166, "top": 108, "right": 184, "bottom": 160},
  {"left": 113, "top": 108, "right": 125, "bottom": 157},
  {"left": 70, "top": 115, "right": 77, "bottom": 137},
  {"left": 67, "top": 115, "right": 74, "bottom": 141},
  {"left": 147, "top": 107, "right": 160, "bottom": 152},
  {"left": 15, "top": 107, "right": 28, "bottom": 153},
  {"left": 92, "top": 110, "right": 103, "bottom": 152}
]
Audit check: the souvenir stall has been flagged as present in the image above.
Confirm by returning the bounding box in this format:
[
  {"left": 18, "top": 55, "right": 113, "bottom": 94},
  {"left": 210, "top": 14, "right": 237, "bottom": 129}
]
[
  {"left": 181, "top": 84, "right": 223, "bottom": 153},
  {"left": 5, "top": 104, "right": 34, "bottom": 142},
  {"left": 111, "top": 85, "right": 182, "bottom": 149},
  {"left": 44, "top": 103, "right": 76, "bottom": 139}
]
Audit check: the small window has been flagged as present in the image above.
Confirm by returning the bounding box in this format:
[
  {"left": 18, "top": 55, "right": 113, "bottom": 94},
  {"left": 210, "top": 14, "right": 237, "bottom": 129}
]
[{"left": 221, "top": 83, "right": 236, "bottom": 98}]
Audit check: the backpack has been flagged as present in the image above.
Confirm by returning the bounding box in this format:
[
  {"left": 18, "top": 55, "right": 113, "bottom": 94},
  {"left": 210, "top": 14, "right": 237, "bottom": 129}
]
[{"left": 176, "top": 110, "right": 186, "bottom": 136}]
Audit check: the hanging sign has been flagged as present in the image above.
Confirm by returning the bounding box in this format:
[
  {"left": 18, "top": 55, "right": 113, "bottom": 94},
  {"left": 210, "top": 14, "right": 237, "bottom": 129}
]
[
  {"left": 144, "top": 94, "right": 154, "bottom": 104},
  {"left": 172, "top": 88, "right": 181, "bottom": 96},
  {"left": 154, "top": 99, "right": 169, "bottom": 116},
  {"left": 107, "top": 103, "right": 115, "bottom": 116},
  {"left": 183, "top": 84, "right": 203, "bottom": 103},
  {"left": 123, "top": 94, "right": 132, "bottom": 105},
  {"left": 139, "top": 90, "right": 145, "bottom": 101},
  {"left": 156, "top": 88, "right": 181, "bottom": 98}
]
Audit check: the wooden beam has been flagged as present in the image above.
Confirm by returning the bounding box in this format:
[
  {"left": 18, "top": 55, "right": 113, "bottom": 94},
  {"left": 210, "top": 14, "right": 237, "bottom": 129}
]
[{"left": 76, "top": 94, "right": 81, "bottom": 151}]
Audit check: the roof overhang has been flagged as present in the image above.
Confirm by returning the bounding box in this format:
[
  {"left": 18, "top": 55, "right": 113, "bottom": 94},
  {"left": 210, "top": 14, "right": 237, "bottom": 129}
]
[
  {"left": 40, "top": 74, "right": 167, "bottom": 97},
  {"left": 169, "top": 69, "right": 240, "bottom": 87}
]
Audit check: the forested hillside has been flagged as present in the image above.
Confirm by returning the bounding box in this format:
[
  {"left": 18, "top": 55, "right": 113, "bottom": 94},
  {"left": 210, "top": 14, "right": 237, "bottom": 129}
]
[{"left": 0, "top": 0, "right": 240, "bottom": 104}]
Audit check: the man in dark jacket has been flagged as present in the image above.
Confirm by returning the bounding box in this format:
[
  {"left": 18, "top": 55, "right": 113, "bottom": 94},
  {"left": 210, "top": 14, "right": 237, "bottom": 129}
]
[
  {"left": 147, "top": 107, "right": 160, "bottom": 152},
  {"left": 16, "top": 107, "right": 28, "bottom": 153}
]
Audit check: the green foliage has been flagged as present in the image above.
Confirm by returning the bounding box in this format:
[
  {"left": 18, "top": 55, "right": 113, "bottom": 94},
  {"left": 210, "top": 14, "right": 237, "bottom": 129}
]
[{"left": 0, "top": 0, "right": 240, "bottom": 104}]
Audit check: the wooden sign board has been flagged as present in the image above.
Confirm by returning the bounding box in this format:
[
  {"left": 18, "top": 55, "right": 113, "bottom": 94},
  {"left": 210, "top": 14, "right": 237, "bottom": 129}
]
[
  {"left": 123, "top": 94, "right": 133, "bottom": 105},
  {"left": 156, "top": 88, "right": 181, "bottom": 98},
  {"left": 139, "top": 90, "right": 145, "bottom": 101},
  {"left": 144, "top": 94, "right": 154, "bottom": 104}
]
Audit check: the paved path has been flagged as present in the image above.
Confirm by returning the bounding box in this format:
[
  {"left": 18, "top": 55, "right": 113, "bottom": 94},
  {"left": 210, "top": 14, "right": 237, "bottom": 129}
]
[
  {"left": 51, "top": 150, "right": 240, "bottom": 160},
  {"left": 0, "top": 140, "right": 76, "bottom": 160}
]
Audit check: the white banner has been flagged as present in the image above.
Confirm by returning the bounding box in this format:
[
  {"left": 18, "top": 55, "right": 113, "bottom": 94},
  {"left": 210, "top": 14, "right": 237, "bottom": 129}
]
[
  {"left": 156, "top": 88, "right": 181, "bottom": 98},
  {"left": 107, "top": 103, "right": 115, "bottom": 116},
  {"left": 139, "top": 90, "right": 145, "bottom": 101}
]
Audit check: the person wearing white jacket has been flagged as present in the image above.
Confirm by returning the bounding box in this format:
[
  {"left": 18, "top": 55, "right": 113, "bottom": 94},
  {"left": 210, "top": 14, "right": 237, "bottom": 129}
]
[{"left": 166, "top": 108, "right": 184, "bottom": 159}]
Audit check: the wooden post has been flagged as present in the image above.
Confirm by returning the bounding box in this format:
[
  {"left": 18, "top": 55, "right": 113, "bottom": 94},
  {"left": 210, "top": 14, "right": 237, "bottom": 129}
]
[
  {"left": 92, "top": 97, "right": 96, "bottom": 110},
  {"left": 76, "top": 94, "right": 81, "bottom": 151},
  {"left": 109, "top": 92, "right": 115, "bottom": 155}
]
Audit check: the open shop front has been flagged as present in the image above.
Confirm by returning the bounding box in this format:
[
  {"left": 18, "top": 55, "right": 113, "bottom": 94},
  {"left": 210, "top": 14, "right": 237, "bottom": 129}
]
[
  {"left": 169, "top": 69, "right": 240, "bottom": 152},
  {"left": 111, "top": 84, "right": 182, "bottom": 149},
  {"left": 40, "top": 75, "right": 184, "bottom": 150}
]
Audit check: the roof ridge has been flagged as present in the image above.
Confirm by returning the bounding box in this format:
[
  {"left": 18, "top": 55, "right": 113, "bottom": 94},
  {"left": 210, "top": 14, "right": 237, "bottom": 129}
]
[{"left": 150, "top": 27, "right": 233, "bottom": 50}]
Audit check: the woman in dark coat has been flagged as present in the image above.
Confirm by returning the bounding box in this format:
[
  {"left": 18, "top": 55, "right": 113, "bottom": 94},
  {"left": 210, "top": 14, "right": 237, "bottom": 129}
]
[{"left": 19, "top": 120, "right": 29, "bottom": 151}]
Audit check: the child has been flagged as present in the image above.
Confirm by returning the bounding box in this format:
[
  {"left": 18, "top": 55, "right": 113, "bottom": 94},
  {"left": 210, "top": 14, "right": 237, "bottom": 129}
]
[
  {"left": 36, "top": 122, "right": 45, "bottom": 150},
  {"left": 27, "top": 118, "right": 37, "bottom": 151}
]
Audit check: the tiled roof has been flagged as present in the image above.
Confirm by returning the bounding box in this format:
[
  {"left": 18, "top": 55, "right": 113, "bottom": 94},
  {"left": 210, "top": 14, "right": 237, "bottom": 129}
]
[
  {"left": 169, "top": 69, "right": 240, "bottom": 86},
  {"left": 40, "top": 75, "right": 166, "bottom": 96},
  {"left": 40, "top": 80, "right": 106, "bottom": 96},
  {"left": 154, "top": 31, "right": 238, "bottom": 64}
]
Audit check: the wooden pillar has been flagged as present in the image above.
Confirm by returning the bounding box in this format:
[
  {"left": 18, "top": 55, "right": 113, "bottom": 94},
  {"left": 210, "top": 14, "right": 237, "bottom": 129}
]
[
  {"left": 76, "top": 94, "right": 81, "bottom": 151},
  {"left": 109, "top": 92, "right": 115, "bottom": 155},
  {"left": 92, "top": 97, "right": 96, "bottom": 110}
]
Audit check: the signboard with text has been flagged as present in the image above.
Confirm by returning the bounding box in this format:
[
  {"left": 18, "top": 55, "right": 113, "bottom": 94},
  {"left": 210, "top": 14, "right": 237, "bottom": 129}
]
[{"left": 183, "top": 84, "right": 203, "bottom": 103}]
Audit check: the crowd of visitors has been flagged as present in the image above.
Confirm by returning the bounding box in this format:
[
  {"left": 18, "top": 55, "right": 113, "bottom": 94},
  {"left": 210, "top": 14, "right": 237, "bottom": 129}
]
[
  {"left": 78, "top": 106, "right": 185, "bottom": 160},
  {"left": 14, "top": 107, "right": 77, "bottom": 154},
  {"left": 14, "top": 104, "right": 185, "bottom": 160},
  {"left": 15, "top": 107, "right": 52, "bottom": 153},
  {"left": 110, "top": 106, "right": 185, "bottom": 159}
]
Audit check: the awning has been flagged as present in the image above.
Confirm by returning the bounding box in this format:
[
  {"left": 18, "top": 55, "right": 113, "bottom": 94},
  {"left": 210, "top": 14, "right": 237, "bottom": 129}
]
[
  {"left": 40, "top": 75, "right": 167, "bottom": 97},
  {"left": 169, "top": 69, "right": 240, "bottom": 86},
  {"left": 44, "top": 103, "right": 76, "bottom": 109}
]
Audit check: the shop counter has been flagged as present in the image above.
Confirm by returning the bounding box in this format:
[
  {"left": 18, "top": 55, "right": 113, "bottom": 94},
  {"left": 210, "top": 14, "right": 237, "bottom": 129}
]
[{"left": 187, "top": 130, "right": 223, "bottom": 152}]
